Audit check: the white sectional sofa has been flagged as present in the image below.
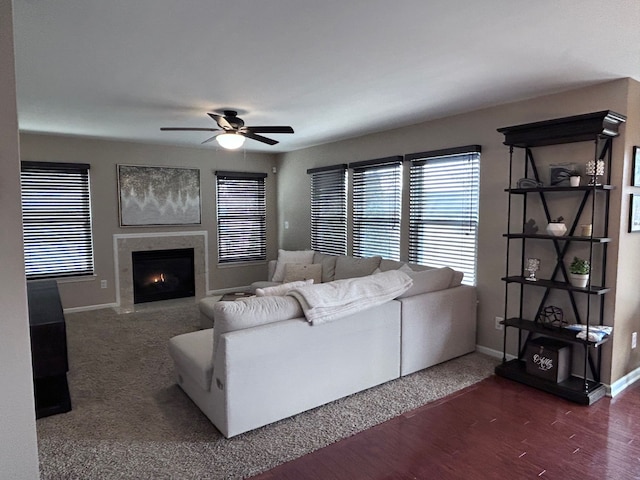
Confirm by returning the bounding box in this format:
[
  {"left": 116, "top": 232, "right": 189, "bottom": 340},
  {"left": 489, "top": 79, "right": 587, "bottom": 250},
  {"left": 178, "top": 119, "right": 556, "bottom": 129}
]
[{"left": 169, "top": 251, "right": 477, "bottom": 438}]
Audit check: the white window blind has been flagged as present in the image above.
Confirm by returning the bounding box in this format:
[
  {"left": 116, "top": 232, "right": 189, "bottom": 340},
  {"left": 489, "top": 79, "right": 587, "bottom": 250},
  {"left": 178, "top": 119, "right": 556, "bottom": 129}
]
[
  {"left": 408, "top": 146, "right": 481, "bottom": 285},
  {"left": 216, "top": 171, "right": 267, "bottom": 263},
  {"left": 21, "top": 161, "right": 94, "bottom": 279},
  {"left": 308, "top": 165, "right": 347, "bottom": 256},
  {"left": 351, "top": 157, "right": 402, "bottom": 260}
]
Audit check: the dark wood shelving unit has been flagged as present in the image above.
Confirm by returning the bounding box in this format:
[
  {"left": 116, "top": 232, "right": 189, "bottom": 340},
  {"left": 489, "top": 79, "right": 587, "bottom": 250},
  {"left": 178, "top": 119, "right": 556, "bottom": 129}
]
[{"left": 495, "top": 110, "right": 626, "bottom": 405}]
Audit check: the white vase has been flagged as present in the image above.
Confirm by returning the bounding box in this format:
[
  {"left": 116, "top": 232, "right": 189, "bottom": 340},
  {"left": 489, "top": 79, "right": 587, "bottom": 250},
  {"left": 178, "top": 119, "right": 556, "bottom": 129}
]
[
  {"left": 570, "top": 176, "right": 580, "bottom": 187},
  {"left": 546, "top": 223, "right": 567, "bottom": 236},
  {"left": 569, "top": 273, "right": 589, "bottom": 288}
]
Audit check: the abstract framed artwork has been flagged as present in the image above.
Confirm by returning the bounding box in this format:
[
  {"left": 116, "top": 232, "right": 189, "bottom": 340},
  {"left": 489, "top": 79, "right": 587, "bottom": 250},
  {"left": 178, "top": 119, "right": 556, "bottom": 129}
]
[
  {"left": 633, "top": 146, "right": 640, "bottom": 186},
  {"left": 629, "top": 194, "right": 640, "bottom": 233},
  {"left": 117, "top": 165, "right": 201, "bottom": 226}
]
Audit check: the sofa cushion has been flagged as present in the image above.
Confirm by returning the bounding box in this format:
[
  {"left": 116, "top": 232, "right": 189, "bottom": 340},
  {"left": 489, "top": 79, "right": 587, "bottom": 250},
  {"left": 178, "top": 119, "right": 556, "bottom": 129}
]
[
  {"left": 379, "top": 259, "right": 406, "bottom": 271},
  {"left": 283, "top": 263, "right": 322, "bottom": 284},
  {"left": 168, "top": 329, "right": 214, "bottom": 392},
  {"left": 213, "top": 295, "right": 304, "bottom": 350},
  {"left": 396, "top": 267, "right": 455, "bottom": 298},
  {"left": 271, "top": 249, "right": 315, "bottom": 282},
  {"left": 334, "top": 255, "right": 382, "bottom": 280},
  {"left": 313, "top": 252, "right": 337, "bottom": 283},
  {"left": 256, "top": 279, "right": 313, "bottom": 297},
  {"left": 450, "top": 270, "right": 464, "bottom": 287}
]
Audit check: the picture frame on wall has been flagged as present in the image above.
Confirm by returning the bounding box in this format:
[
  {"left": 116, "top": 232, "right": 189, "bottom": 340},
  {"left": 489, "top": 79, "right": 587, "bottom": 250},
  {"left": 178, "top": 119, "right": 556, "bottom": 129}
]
[
  {"left": 633, "top": 146, "right": 640, "bottom": 186},
  {"left": 117, "top": 165, "right": 201, "bottom": 226},
  {"left": 629, "top": 194, "right": 640, "bottom": 233}
]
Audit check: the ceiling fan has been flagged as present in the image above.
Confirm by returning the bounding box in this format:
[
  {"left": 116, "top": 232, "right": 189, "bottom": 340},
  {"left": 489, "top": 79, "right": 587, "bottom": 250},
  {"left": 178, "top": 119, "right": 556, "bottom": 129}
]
[{"left": 161, "top": 110, "right": 294, "bottom": 149}]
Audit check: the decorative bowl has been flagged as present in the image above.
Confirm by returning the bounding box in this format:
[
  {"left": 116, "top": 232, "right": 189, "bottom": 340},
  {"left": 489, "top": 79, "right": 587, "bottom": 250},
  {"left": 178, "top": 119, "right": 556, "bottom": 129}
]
[{"left": 546, "top": 223, "right": 567, "bottom": 236}]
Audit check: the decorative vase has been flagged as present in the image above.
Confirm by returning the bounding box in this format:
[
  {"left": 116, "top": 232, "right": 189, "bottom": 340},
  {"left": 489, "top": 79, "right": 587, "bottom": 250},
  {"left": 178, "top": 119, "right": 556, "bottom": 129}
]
[
  {"left": 569, "top": 273, "right": 589, "bottom": 288},
  {"left": 546, "top": 223, "right": 567, "bottom": 236},
  {"left": 570, "top": 176, "right": 580, "bottom": 187}
]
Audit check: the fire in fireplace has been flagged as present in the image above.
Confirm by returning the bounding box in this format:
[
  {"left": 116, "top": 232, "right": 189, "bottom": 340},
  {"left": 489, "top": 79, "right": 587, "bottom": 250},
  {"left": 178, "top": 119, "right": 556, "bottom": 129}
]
[{"left": 131, "top": 248, "right": 195, "bottom": 304}]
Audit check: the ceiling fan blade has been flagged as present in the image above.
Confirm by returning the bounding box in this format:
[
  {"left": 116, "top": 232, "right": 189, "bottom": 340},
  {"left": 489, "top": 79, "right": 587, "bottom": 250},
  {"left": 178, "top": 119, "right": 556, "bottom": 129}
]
[
  {"left": 244, "top": 126, "right": 294, "bottom": 134},
  {"left": 160, "top": 127, "right": 219, "bottom": 132},
  {"left": 242, "top": 131, "right": 278, "bottom": 145},
  {"left": 208, "top": 113, "right": 234, "bottom": 131},
  {"left": 201, "top": 134, "right": 219, "bottom": 144}
]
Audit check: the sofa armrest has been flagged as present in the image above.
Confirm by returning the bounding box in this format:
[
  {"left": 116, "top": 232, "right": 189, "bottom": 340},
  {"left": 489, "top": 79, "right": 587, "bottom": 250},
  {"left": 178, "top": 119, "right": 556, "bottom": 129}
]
[{"left": 398, "top": 285, "right": 477, "bottom": 376}]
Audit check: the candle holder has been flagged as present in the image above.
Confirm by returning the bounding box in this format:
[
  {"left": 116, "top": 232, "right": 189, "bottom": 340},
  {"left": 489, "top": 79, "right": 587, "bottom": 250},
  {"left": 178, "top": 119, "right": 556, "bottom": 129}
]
[
  {"left": 585, "top": 159, "right": 604, "bottom": 185},
  {"left": 525, "top": 258, "right": 540, "bottom": 281}
]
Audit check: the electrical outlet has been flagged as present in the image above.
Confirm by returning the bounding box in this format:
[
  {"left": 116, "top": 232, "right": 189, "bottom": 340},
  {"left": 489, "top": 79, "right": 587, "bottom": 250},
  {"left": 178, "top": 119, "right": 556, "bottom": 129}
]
[
  {"left": 632, "top": 332, "right": 637, "bottom": 349},
  {"left": 100, "top": 280, "right": 107, "bottom": 289},
  {"left": 495, "top": 316, "right": 504, "bottom": 330}
]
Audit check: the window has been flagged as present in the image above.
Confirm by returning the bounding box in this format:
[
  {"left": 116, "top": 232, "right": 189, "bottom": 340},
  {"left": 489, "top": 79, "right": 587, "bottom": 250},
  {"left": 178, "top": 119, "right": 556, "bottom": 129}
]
[
  {"left": 350, "top": 157, "right": 402, "bottom": 260},
  {"left": 216, "top": 171, "right": 267, "bottom": 263},
  {"left": 21, "top": 161, "right": 94, "bottom": 279},
  {"left": 308, "top": 165, "right": 347, "bottom": 256},
  {"left": 407, "top": 146, "right": 481, "bottom": 285}
]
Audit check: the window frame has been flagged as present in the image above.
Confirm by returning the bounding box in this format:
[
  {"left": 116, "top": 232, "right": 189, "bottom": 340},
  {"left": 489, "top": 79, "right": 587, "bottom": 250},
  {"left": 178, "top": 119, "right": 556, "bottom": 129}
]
[
  {"left": 406, "top": 145, "right": 481, "bottom": 285},
  {"left": 215, "top": 171, "right": 267, "bottom": 264},
  {"left": 21, "top": 161, "right": 95, "bottom": 280},
  {"left": 349, "top": 156, "right": 403, "bottom": 261},
  {"left": 308, "top": 164, "right": 348, "bottom": 256}
]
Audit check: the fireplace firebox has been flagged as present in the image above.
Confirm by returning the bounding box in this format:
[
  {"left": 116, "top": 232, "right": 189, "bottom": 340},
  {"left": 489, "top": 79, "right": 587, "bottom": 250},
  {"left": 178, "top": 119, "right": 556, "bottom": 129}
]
[{"left": 132, "top": 248, "right": 195, "bottom": 304}]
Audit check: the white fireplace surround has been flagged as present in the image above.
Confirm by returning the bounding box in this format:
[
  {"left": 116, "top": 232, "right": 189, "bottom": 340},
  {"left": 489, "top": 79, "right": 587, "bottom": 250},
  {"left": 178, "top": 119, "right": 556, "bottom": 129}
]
[{"left": 114, "top": 231, "right": 208, "bottom": 311}]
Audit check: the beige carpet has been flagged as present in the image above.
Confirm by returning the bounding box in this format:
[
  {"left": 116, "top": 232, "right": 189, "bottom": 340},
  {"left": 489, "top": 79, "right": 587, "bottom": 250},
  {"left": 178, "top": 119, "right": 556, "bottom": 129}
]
[{"left": 36, "top": 301, "right": 498, "bottom": 479}]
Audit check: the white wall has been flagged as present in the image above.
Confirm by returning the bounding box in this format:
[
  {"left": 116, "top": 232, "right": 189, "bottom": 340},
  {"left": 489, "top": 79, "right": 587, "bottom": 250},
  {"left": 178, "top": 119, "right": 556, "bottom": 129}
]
[
  {"left": 19, "top": 134, "right": 279, "bottom": 309},
  {"left": 277, "top": 78, "right": 637, "bottom": 385},
  {"left": 0, "top": 0, "right": 40, "bottom": 477}
]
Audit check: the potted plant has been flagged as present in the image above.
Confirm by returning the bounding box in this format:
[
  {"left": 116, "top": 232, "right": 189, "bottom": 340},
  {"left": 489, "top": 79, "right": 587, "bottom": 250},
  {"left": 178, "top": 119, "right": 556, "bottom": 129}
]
[
  {"left": 569, "top": 256, "right": 590, "bottom": 288},
  {"left": 568, "top": 170, "right": 581, "bottom": 187},
  {"left": 546, "top": 216, "right": 567, "bottom": 236}
]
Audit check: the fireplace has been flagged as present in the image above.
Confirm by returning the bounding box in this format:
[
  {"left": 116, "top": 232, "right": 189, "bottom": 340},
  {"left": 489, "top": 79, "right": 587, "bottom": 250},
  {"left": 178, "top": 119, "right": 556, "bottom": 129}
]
[{"left": 131, "top": 248, "right": 195, "bottom": 304}]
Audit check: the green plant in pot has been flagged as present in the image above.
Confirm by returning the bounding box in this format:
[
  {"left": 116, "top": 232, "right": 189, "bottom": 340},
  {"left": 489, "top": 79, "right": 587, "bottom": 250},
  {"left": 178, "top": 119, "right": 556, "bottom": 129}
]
[{"left": 569, "top": 256, "right": 590, "bottom": 288}]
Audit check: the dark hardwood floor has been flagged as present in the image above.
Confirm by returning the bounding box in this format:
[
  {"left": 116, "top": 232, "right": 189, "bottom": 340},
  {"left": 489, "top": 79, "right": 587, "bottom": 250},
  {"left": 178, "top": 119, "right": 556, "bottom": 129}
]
[{"left": 251, "top": 375, "right": 640, "bottom": 480}]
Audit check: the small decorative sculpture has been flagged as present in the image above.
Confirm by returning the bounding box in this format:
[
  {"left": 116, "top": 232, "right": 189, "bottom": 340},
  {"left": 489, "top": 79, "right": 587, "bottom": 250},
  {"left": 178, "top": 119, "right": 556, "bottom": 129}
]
[
  {"left": 517, "top": 178, "right": 543, "bottom": 189},
  {"left": 525, "top": 258, "right": 540, "bottom": 281},
  {"left": 536, "top": 305, "right": 566, "bottom": 328}
]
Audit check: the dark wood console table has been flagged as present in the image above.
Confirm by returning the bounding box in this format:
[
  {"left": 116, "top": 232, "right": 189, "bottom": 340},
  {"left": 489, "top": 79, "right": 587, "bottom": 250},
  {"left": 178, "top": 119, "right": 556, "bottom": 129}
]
[{"left": 27, "top": 280, "right": 72, "bottom": 418}]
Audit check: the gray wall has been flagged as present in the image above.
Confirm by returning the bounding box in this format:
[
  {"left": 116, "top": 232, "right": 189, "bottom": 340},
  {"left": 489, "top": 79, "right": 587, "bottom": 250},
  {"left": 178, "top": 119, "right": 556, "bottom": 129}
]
[
  {"left": 19, "top": 134, "right": 279, "bottom": 309},
  {"left": 277, "top": 78, "right": 640, "bottom": 386},
  {"left": 0, "top": 0, "right": 40, "bottom": 476}
]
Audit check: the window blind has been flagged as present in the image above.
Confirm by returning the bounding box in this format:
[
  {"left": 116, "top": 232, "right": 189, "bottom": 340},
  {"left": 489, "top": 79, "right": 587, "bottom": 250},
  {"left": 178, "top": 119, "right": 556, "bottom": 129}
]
[
  {"left": 216, "top": 171, "right": 267, "bottom": 263},
  {"left": 21, "top": 161, "right": 94, "bottom": 279},
  {"left": 308, "top": 165, "right": 347, "bottom": 256},
  {"left": 350, "top": 157, "right": 402, "bottom": 260},
  {"left": 407, "top": 146, "right": 480, "bottom": 285}
]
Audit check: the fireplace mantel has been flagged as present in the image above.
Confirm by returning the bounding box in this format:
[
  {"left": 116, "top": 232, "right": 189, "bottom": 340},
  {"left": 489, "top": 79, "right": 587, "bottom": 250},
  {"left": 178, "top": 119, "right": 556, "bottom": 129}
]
[{"left": 113, "top": 231, "right": 208, "bottom": 312}]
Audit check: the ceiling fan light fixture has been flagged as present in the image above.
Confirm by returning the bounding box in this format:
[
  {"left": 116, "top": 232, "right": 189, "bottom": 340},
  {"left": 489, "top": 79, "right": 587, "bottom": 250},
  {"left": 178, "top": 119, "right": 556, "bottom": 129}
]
[{"left": 216, "top": 133, "right": 245, "bottom": 150}]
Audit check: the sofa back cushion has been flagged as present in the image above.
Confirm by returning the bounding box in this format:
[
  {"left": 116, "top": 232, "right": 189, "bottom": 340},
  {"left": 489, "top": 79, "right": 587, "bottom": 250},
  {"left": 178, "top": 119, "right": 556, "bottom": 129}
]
[
  {"left": 313, "top": 252, "right": 338, "bottom": 283},
  {"left": 396, "top": 267, "right": 455, "bottom": 298},
  {"left": 271, "top": 249, "right": 315, "bottom": 282},
  {"left": 334, "top": 255, "right": 382, "bottom": 280},
  {"left": 283, "top": 263, "right": 322, "bottom": 284},
  {"left": 213, "top": 296, "right": 304, "bottom": 351}
]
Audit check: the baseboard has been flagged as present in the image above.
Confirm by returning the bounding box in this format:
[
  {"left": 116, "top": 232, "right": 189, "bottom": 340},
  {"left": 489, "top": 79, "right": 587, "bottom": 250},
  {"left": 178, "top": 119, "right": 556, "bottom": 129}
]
[
  {"left": 607, "top": 366, "right": 640, "bottom": 397},
  {"left": 63, "top": 302, "right": 119, "bottom": 314},
  {"left": 476, "top": 345, "right": 516, "bottom": 361}
]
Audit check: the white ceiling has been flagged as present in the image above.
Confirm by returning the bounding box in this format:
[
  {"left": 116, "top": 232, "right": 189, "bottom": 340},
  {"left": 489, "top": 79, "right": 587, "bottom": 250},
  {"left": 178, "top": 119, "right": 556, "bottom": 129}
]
[{"left": 12, "top": 0, "right": 640, "bottom": 153}]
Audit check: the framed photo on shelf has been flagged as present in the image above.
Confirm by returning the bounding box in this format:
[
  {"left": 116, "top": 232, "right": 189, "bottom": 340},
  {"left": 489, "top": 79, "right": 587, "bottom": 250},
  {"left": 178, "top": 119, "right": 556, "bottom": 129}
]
[
  {"left": 633, "top": 146, "right": 640, "bottom": 186},
  {"left": 629, "top": 194, "right": 640, "bottom": 233},
  {"left": 117, "top": 164, "right": 201, "bottom": 226}
]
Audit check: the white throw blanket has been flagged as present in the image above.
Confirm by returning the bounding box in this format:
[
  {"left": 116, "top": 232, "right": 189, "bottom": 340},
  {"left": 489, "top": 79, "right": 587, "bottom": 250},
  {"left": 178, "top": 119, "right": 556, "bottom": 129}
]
[{"left": 287, "top": 270, "right": 413, "bottom": 325}]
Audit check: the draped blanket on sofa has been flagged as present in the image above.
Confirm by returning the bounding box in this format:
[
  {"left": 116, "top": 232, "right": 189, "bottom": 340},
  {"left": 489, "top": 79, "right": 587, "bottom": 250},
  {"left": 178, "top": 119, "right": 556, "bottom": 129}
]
[{"left": 287, "top": 270, "right": 412, "bottom": 325}]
